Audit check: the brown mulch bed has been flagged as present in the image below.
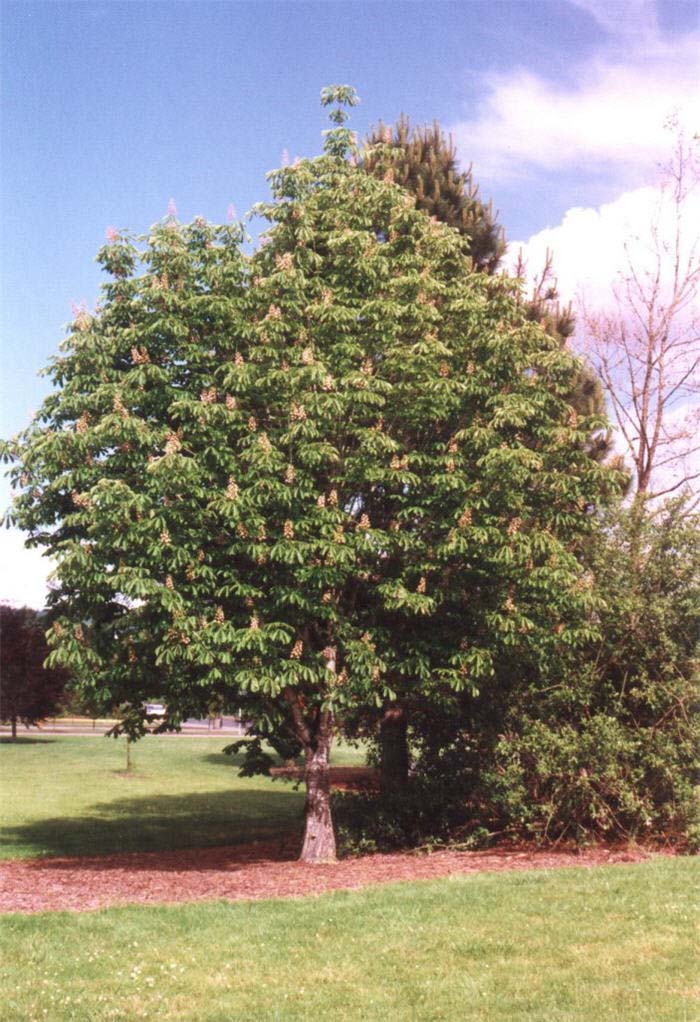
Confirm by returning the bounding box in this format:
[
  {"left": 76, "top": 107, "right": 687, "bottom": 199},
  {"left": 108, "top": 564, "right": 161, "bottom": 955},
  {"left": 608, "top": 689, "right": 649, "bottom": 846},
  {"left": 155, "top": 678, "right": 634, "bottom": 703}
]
[{"left": 0, "top": 840, "right": 666, "bottom": 916}]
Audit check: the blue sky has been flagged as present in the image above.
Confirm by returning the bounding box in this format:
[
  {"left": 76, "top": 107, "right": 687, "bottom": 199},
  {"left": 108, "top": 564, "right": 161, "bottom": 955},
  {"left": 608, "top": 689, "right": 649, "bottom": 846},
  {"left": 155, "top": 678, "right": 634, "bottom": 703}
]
[{"left": 1, "top": 0, "right": 698, "bottom": 605}]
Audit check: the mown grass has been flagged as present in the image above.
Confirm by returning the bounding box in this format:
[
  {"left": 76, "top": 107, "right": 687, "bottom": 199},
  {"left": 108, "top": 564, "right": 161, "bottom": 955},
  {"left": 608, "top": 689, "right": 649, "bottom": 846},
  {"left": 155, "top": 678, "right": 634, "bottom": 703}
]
[
  {"left": 1, "top": 857, "right": 697, "bottom": 1022},
  {"left": 0, "top": 735, "right": 365, "bottom": 860}
]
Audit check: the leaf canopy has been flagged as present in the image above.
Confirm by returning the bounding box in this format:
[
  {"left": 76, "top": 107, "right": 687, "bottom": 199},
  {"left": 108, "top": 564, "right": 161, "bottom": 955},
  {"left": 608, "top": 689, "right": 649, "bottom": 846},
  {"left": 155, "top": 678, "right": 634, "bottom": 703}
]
[{"left": 2, "top": 104, "right": 615, "bottom": 743}]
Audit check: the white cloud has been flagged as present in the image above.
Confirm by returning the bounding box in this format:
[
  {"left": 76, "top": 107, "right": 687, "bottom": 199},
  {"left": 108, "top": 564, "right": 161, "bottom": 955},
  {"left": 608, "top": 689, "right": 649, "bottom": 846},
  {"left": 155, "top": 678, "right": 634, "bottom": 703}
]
[
  {"left": 0, "top": 529, "right": 53, "bottom": 610},
  {"left": 449, "top": 10, "right": 698, "bottom": 186},
  {"left": 505, "top": 181, "right": 700, "bottom": 309},
  {"left": 504, "top": 185, "right": 659, "bottom": 304},
  {"left": 508, "top": 179, "right": 700, "bottom": 499}
]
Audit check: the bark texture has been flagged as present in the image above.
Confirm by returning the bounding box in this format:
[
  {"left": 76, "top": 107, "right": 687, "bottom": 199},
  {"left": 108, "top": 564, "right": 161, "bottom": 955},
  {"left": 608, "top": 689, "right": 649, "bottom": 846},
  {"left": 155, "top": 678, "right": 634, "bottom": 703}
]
[
  {"left": 284, "top": 687, "right": 337, "bottom": 863},
  {"left": 300, "top": 735, "right": 336, "bottom": 863}
]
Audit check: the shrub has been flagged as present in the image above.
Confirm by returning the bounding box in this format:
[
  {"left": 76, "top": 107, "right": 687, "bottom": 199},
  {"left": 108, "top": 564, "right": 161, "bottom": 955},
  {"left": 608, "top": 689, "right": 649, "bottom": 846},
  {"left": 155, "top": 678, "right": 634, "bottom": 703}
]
[
  {"left": 332, "top": 775, "right": 490, "bottom": 856},
  {"left": 484, "top": 713, "right": 699, "bottom": 845}
]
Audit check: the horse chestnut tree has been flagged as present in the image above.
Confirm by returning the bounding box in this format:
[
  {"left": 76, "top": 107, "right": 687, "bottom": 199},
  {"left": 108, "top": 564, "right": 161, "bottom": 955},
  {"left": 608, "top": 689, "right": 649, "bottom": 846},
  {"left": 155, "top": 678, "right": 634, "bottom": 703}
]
[{"left": 2, "top": 88, "right": 611, "bottom": 861}]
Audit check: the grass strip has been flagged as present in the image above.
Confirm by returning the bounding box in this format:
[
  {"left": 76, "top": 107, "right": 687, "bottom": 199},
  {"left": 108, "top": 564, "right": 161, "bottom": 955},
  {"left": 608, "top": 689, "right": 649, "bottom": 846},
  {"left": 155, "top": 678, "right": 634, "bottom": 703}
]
[{"left": 1, "top": 857, "right": 698, "bottom": 1021}]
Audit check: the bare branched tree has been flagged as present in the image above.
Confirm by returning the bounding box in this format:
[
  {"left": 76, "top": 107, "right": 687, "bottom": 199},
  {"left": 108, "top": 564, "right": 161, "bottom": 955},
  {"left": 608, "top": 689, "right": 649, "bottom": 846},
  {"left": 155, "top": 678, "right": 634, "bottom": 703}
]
[
  {"left": 581, "top": 120, "right": 700, "bottom": 504},
  {"left": 512, "top": 247, "right": 612, "bottom": 461}
]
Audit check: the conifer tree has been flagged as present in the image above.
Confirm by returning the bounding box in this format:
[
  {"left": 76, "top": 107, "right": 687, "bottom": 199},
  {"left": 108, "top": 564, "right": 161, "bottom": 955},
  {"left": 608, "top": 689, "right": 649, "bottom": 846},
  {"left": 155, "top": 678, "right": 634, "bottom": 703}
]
[
  {"left": 363, "top": 116, "right": 506, "bottom": 273},
  {"left": 3, "top": 87, "right": 613, "bottom": 860},
  {"left": 361, "top": 116, "right": 614, "bottom": 786},
  {"left": 363, "top": 117, "right": 610, "bottom": 444}
]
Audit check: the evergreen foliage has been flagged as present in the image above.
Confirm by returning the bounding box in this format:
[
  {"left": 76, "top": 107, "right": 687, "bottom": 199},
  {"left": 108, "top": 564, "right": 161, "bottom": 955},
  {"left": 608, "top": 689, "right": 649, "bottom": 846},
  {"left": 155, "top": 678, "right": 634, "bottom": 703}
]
[
  {"left": 363, "top": 116, "right": 505, "bottom": 273},
  {"left": 362, "top": 117, "right": 611, "bottom": 464},
  {"left": 2, "top": 87, "right": 614, "bottom": 859},
  {"left": 358, "top": 114, "right": 615, "bottom": 790}
]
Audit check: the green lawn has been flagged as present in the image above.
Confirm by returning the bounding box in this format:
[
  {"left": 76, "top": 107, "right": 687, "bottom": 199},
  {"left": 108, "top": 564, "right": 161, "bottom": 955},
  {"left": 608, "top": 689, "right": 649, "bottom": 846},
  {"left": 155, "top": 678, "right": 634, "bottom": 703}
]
[
  {"left": 1, "top": 736, "right": 697, "bottom": 1021},
  {"left": 0, "top": 857, "right": 697, "bottom": 1022},
  {"left": 0, "top": 735, "right": 365, "bottom": 860}
]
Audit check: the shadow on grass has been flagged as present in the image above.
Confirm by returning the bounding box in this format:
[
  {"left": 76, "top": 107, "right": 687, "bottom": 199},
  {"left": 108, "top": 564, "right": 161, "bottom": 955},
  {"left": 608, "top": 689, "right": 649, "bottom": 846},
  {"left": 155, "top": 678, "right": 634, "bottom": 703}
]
[
  {"left": 201, "top": 751, "right": 302, "bottom": 773},
  {"left": 202, "top": 751, "right": 253, "bottom": 768},
  {"left": 1, "top": 788, "right": 305, "bottom": 862},
  {"left": 0, "top": 737, "right": 58, "bottom": 745}
]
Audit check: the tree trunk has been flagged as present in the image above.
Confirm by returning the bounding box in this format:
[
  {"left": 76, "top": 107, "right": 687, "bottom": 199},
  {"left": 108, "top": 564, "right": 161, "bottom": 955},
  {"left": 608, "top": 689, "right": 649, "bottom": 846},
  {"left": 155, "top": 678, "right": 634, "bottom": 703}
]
[
  {"left": 283, "top": 686, "right": 337, "bottom": 863},
  {"left": 11, "top": 716, "right": 17, "bottom": 740},
  {"left": 380, "top": 704, "right": 409, "bottom": 794},
  {"left": 300, "top": 734, "right": 336, "bottom": 863}
]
